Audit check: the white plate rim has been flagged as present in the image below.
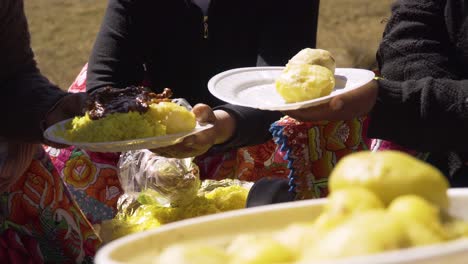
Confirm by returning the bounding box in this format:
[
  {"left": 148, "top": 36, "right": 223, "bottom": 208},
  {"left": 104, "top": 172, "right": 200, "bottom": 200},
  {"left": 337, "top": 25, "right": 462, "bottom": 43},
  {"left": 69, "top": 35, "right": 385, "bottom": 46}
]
[
  {"left": 208, "top": 66, "right": 375, "bottom": 111},
  {"left": 43, "top": 118, "right": 213, "bottom": 152}
]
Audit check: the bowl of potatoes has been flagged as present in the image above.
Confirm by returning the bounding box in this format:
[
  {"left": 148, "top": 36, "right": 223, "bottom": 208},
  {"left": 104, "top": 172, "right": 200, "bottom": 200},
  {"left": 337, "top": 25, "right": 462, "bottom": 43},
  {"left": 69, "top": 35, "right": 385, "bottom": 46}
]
[{"left": 95, "top": 151, "right": 468, "bottom": 264}]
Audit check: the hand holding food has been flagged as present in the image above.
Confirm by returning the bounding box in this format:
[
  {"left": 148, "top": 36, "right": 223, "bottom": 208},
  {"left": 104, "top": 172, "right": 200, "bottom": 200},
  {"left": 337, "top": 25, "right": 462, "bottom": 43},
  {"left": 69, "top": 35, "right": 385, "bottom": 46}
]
[
  {"left": 283, "top": 78, "right": 379, "bottom": 121},
  {"left": 43, "top": 92, "right": 87, "bottom": 148},
  {"left": 151, "top": 104, "right": 236, "bottom": 159}
]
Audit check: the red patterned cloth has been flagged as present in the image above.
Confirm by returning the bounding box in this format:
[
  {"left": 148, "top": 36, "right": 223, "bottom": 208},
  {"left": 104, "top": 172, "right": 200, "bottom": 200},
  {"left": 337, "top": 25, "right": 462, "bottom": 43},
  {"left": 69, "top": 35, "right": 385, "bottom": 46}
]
[
  {"left": 270, "top": 116, "right": 371, "bottom": 199},
  {"left": 1, "top": 146, "right": 101, "bottom": 263}
]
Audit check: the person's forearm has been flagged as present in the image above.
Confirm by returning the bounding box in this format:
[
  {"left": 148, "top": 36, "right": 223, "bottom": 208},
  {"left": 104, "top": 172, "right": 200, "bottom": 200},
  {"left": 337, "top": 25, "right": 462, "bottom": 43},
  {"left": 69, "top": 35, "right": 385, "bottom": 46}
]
[
  {"left": 2, "top": 72, "right": 67, "bottom": 142},
  {"left": 211, "top": 104, "right": 282, "bottom": 151},
  {"left": 213, "top": 110, "right": 236, "bottom": 145}
]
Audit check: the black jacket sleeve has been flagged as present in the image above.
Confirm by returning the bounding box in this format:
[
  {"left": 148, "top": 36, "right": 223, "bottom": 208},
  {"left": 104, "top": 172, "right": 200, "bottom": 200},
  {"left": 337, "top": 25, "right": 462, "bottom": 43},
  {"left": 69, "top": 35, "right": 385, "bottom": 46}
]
[
  {"left": 368, "top": 0, "right": 468, "bottom": 152},
  {"left": 0, "top": 0, "right": 67, "bottom": 142},
  {"left": 210, "top": 104, "right": 282, "bottom": 152},
  {"left": 86, "top": 0, "right": 144, "bottom": 92}
]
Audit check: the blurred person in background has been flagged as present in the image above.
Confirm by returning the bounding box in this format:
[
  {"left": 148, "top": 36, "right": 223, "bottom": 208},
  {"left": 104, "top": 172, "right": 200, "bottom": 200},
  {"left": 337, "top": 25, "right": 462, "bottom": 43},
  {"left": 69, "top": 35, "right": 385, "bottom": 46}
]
[{"left": 0, "top": 0, "right": 100, "bottom": 262}]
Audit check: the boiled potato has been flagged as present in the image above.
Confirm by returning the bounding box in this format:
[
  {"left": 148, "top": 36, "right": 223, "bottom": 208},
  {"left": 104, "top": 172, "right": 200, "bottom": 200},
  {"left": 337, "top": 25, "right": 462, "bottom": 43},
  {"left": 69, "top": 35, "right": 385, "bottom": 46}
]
[
  {"left": 148, "top": 102, "right": 196, "bottom": 134},
  {"left": 324, "top": 187, "right": 385, "bottom": 215},
  {"left": 388, "top": 195, "right": 448, "bottom": 246},
  {"left": 276, "top": 64, "right": 335, "bottom": 103},
  {"left": 299, "top": 210, "right": 409, "bottom": 262},
  {"left": 288, "top": 48, "right": 336, "bottom": 73},
  {"left": 329, "top": 151, "right": 449, "bottom": 209}
]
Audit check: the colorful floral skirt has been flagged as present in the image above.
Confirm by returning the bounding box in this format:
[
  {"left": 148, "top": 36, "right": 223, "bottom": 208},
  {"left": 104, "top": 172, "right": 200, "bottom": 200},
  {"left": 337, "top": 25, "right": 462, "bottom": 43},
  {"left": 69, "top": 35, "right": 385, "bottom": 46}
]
[{"left": 1, "top": 147, "right": 100, "bottom": 264}]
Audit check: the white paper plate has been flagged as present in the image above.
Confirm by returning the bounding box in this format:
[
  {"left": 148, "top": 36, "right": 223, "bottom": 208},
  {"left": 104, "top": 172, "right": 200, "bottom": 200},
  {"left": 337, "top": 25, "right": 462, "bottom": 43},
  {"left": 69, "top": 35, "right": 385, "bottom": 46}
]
[
  {"left": 208, "top": 67, "right": 375, "bottom": 111},
  {"left": 43, "top": 119, "right": 213, "bottom": 153},
  {"left": 95, "top": 189, "right": 468, "bottom": 264}
]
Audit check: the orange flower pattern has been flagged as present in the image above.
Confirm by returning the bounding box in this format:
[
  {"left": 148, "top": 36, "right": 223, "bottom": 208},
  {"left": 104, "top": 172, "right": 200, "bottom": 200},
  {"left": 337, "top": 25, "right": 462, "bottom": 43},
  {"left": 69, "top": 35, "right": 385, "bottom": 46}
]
[
  {"left": 1, "top": 147, "right": 100, "bottom": 263},
  {"left": 195, "top": 140, "right": 290, "bottom": 182},
  {"left": 63, "top": 155, "right": 98, "bottom": 188},
  {"left": 46, "top": 146, "right": 123, "bottom": 224}
]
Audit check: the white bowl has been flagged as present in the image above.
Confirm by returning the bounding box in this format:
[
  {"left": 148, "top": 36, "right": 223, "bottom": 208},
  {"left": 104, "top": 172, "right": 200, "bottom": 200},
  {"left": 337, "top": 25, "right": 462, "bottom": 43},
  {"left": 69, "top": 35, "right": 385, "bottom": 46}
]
[{"left": 95, "top": 188, "right": 468, "bottom": 264}]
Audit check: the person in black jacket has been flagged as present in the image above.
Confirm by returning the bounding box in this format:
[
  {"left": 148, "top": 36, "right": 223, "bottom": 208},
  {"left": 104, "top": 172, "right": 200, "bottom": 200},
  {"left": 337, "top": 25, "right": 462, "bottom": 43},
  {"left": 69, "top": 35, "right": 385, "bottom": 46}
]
[
  {"left": 159, "top": 0, "right": 468, "bottom": 188},
  {"left": 87, "top": 0, "right": 320, "bottom": 107},
  {"left": 85, "top": 0, "right": 320, "bottom": 157}
]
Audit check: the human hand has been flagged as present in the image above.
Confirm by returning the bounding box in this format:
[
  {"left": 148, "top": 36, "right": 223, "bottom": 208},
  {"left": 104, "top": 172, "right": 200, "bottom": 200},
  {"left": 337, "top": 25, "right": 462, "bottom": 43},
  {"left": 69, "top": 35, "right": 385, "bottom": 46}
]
[
  {"left": 151, "top": 104, "right": 236, "bottom": 159},
  {"left": 283, "top": 80, "right": 379, "bottom": 121},
  {"left": 43, "top": 92, "right": 88, "bottom": 148}
]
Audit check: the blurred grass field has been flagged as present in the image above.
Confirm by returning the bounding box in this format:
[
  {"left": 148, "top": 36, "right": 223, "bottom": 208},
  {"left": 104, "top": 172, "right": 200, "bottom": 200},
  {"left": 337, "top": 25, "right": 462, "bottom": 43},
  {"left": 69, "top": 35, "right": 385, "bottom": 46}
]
[{"left": 25, "top": 0, "right": 394, "bottom": 90}]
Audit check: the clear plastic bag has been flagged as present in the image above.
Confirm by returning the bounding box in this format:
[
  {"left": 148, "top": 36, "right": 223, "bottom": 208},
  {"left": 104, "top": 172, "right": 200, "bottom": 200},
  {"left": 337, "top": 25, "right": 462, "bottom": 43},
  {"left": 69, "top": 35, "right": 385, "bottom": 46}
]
[
  {"left": 97, "top": 149, "right": 252, "bottom": 243},
  {"left": 118, "top": 150, "right": 201, "bottom": 207}
]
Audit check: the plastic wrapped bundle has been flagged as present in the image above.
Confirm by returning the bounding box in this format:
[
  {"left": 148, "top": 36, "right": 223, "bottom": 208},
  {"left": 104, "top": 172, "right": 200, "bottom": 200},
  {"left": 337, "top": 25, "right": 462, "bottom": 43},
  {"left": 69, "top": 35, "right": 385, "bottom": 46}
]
[
  {"left": 97, "top": 151, "right": 253, "bottom": 242},
  {"left": 118, "top": 150, "right": 200, "bottom": 206}
]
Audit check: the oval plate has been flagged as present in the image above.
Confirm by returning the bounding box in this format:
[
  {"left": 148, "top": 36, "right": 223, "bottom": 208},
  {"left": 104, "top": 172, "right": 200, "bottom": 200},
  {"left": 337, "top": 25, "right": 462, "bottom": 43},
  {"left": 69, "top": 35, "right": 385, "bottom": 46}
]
[
  {"left": 208, "top": 67, "right": 375, "bottom": 111},
  {"left": 44, "top": 119, "right": 213, "bottom": 153}
]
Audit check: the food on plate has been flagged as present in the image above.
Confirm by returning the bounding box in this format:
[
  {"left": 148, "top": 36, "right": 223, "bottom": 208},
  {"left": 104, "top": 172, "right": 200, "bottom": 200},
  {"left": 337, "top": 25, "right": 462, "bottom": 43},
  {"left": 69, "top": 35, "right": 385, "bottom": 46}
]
[
  {"left": 329, "top": 150, "right": 450, "bottom": 209},
  {"left": 133, "top": 151, "right": 468, "bottom": 264},
  {"left": 288, "top": 48, "right": 336, "bottom": 73},
  {"left": 59, "top": 86, "right": 196, "bottom": 142},
  {"left": 275, "top": 64, "right": 335, "bottom": 103},
  {"left": 275, "top": 48, "right": 336, "bottom": 103}
]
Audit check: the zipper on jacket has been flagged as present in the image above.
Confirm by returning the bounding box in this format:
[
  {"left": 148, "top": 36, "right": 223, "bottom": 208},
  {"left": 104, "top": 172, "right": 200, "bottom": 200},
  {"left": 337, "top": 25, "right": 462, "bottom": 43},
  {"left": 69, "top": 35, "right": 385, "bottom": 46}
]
[{"left": 203, "top": 16, "right": 209, "bottom": 39}]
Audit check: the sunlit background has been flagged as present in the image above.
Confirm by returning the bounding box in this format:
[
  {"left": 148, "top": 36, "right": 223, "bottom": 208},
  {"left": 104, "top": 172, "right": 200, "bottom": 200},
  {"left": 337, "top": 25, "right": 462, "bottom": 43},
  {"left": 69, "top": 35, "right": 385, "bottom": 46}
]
[{"left": 25, "top": 0, "right": 394, "bottom": 90}]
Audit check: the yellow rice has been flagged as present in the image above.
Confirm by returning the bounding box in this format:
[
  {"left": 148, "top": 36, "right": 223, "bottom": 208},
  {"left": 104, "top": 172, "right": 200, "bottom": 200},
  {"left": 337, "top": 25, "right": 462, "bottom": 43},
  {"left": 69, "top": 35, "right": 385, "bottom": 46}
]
[{"left": 61, "top": 102, "right": 196, "bottom": 142}]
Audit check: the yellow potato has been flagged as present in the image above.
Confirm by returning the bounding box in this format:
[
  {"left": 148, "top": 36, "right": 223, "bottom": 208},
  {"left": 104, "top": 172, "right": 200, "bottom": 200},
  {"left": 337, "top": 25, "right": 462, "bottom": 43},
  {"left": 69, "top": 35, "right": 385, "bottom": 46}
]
[
  {"left": 227, "top": 234, "right": 296, "bottom": 264},
  {"left": 288, "top": 48, "right": 336, "bottom": 73},
  {"left": 329, "top": 151, "right": 449, "bottom": 209},
  {"left": 300, "top": 210, "right": 409, "bottom": 261},
  {"left": 324, "top": 187, "right": 385, "bottom": 215},
  {"left": 275, "top": 64, "right": 335, "bottom": 103},
  {"left": 148, "top": 102, "right": 196, "bottom": 134},
  {"left": 388, "top": 195, "right": 448, "bottom": 246}
]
